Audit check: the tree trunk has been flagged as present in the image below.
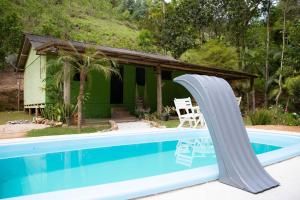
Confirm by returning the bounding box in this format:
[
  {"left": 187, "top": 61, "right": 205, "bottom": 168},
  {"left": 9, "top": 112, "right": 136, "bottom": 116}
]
[
  {"left": 275, "top": 3, "right": 286, "bottom": 106},
  {"left": 236, "top": 39, "right": 242, "bottom": 69},
  {"left": 251, "top": 79, "right": 256, "bottom": 111},
  {"left": 240, "top": 31, "right": 246, "bottom": 71},
  {"left": 246, "top": 92, "right": 250, "bottom": 112},
  {"left": 264, "top": 0, "right": 271, "bottom": 107},
  {"left": 63, "top": 61, "right": 71, "bottom": 106},
  {"left": 77, "top": 69, "right": 86, "bottom": 130},
  {"left": 285, "top": 97, "right": 289, "bottom": 112}
]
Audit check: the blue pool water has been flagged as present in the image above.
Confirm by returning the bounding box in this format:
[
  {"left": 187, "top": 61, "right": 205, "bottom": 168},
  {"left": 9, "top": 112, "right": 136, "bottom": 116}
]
[{"left": 0, "top": 139, "right": 280, "bottom": 199}]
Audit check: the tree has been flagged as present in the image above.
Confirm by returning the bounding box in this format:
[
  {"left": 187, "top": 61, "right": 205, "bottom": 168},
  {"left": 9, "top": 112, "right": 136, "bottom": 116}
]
[
  {"left": 0, "top": 0, "right": 22, "bottom": 69},
  {"left": 286, "top": 76, "right": 300, "bottom": 109},
  {"left": 55, "top": 43, "right": 119, "bottom": 129},
  {"left": 264, "top": 0, "right": 273, "bottom": 107},
  {"left": 175, "top": 0, "right": 224, "bottom": 42},
  {"left": 142, "top": 1, "right": 198, "bottom": 58},
  {"left": 180, "top": 39, "right": 239, "bottom": 70},
  {"left": 222, "top": 0, "right": 263, "bottom": 70},
  {"left": 275, "top": 0, "right": 299, "bottom": 106},
  {"left": 160, "top": 8, "right": 198, "bottom": 58}
]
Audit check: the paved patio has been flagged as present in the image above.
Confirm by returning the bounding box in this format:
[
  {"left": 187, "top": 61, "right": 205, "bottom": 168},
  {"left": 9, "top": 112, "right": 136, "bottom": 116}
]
[{"left": 117, "top": 121, "right": 156, "bottom": 131}]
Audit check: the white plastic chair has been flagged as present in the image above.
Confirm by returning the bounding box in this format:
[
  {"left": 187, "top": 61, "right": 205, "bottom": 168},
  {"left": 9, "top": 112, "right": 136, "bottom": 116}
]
[{"left": 174, "top": 97, "right": 205, "bottom": 128}]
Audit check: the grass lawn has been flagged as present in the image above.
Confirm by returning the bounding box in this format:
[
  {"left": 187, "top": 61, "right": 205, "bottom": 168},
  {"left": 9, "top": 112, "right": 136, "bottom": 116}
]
[
  {"left": 160, "top": 119, "right": 180, "bottom": 128},
  {"left": 27, "top": 125, "right": 110, "bottom": 137},
  {"left": 0, "top": 111, "right": 32, "bottom": 125}
]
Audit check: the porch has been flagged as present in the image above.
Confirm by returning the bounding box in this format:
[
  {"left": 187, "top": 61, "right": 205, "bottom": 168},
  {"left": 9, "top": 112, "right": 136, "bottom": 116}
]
[{"left": 19, "top": 34, "right": 257, "bottom": 119}]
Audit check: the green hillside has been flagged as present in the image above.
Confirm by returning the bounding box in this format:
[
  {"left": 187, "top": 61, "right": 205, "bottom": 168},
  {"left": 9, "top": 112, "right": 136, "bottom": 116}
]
[{"left": 7, "top": 0, "right": 141, "bottom": 49}]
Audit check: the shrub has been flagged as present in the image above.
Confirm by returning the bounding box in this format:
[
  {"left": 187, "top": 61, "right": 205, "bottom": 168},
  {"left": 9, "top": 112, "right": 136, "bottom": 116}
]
[
  {"left": 249, "top": 107, "right": 300, "bottom": 126},
  {"left": 276, "top": 112, "right": 300, "bottom": 126},
  {"left": 249, "top": 109, "right": 272, "bottom": 125},
  {"left": 286, "top": 76, "right": 300, "bottom": 110},
  {"left": 41, "top": 103, "right": 75, "bottom": 122}
]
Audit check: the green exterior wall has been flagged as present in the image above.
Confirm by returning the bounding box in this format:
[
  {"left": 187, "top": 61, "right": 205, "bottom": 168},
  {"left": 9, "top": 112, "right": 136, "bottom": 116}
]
[
  {"left": 42, "top": 55, "right": 191, "bottom": 118},
  {"left": 70, "top": 71, "right": 111, "bottom": 118},
  {"left": 23, "top": 48, "right": 46, "bottom": 106},
  {"left": 123, "top": 65, "right": 136, "bottom": 113}
]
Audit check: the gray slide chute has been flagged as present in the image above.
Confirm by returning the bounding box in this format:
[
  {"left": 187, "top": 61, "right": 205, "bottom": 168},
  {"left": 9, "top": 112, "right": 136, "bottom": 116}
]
[{"left": 174, "top": 74, "right": 279, "bottom": 193}]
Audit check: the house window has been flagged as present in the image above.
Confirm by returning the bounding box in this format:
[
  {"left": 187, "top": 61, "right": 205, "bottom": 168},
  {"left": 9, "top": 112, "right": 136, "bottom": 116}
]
[
  {"left": 162, "top": 70, "right": 172, "bottom": 80},
  {"left": 136, "top": 67, "right": 145, "bottom": 86}
]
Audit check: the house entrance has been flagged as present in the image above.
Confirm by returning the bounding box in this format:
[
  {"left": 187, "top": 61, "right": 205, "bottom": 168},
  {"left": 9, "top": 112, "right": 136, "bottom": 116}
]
[{"left": 110, "top": 67, "right": 123, "bottom": 104}]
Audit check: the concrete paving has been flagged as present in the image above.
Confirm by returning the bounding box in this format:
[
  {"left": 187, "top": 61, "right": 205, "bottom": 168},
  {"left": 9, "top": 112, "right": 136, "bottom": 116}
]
[
  {"left": 116, "top": 121, "right": 157, "bottom": 131},
  {"left": 141, "top": 156, "right": 300, "bottom": 200}
]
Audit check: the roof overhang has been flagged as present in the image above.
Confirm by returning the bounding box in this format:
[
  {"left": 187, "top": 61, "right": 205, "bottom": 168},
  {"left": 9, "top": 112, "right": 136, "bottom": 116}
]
[{"left": 18, "top": 34, "right": 257, "bottom": 80}]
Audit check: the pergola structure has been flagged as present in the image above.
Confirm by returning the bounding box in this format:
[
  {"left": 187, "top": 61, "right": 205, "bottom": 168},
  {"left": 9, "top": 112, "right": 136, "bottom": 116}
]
[{"left": 17, "top": 34, "right": 257, "bottom": 114}]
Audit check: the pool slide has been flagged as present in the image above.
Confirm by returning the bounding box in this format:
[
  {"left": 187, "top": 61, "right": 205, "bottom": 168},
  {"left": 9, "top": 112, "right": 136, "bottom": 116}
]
[{"left": 174, "top": 74, "right": 279, "bottom": 193}]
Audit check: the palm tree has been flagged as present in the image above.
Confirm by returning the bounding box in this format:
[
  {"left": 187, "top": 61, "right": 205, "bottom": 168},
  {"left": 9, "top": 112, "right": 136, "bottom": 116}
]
[{"left": 52, "top": 42, "right": 119, "bottom": 129}]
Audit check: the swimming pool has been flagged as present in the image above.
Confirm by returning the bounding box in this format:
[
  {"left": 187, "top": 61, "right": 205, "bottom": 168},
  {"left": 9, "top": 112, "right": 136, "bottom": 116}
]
[{"left": 1, "top": 129, "right": 300, "bottom": 200}]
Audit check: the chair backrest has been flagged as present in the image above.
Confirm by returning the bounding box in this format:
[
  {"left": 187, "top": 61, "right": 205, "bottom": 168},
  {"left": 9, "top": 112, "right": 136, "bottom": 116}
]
[
  {"left": 236, "top": 96, "right": 242, "bottom": 106},
  {"left": 174, "top": 97, "right": 193, "bottom": 116}
]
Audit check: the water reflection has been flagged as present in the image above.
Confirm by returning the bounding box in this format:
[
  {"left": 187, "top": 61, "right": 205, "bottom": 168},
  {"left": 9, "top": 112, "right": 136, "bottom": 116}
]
[{"left": 175, "top": 137, "right": 215, "bottom": 167}]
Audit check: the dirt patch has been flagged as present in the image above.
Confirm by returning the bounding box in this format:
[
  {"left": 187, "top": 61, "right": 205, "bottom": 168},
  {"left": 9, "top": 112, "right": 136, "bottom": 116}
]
[
  {"left": 0, "top": 123, "right": 48, "bottom": 139},
  {"left": 247, "top": 125, "right": 300, "bottom": 133}
]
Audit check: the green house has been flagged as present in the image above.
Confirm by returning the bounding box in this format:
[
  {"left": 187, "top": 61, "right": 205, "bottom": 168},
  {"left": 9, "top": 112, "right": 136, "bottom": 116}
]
[{"left": 17, "top": 34, "right": 256, "bottom": 119}]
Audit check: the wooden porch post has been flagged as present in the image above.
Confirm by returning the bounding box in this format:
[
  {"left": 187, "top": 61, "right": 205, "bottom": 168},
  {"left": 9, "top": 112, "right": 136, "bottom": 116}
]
[
  {"left": 250, "top": 78, "right": 255, "bottom": 111},
  {"left": 35, "top": 107, "right": 39, "bottom": 117},
  {"left": 63, "top": 61, "right": 71, "bottom": 106},
  {"left": 156, "top": 66, "right": 162, "bottom": 115}
]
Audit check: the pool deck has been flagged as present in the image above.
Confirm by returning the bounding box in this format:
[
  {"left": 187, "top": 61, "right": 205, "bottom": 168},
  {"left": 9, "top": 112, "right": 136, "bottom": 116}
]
[{"left": 141, "top": 156, "right": 300, "bottom": 200}]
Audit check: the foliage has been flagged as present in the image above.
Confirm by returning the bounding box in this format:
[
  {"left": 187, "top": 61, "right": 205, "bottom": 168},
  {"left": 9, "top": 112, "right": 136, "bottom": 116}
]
[
  {"left": 26, "top": 125, "right": 110, "bottom": 137},
  {"left": 0, "top": 0, "right": 22, "bottom": 69},
  {"left": 163, "top": 106, "right": 176, "bottom": 115},
  {"left": 181, "top": 40, "right": 239, "bottom": 70},
  {"left": 249, "top": 108, "right": 273, "bottom": 125},
  {"left": 144, "top": 111, "right": 159, "bottom": 122},
  {"left": 0, "top": 0, "right": 144, "bottom": 69},
  {"left": 285, "top": 20, "right": 300, "bottom": 71},
  {"left": 118, "top": 0, "right": 148, "bottom": 21},
  {"left": 141, "top": 0, "right": 199, "bottom": 58},
  {"left": 285, "top": 75, "right": 300, "bottom": 107},
  {"left": 41, "top": 104, "right": 75, "bottom": 122},
  {"left": 39, "top": 8, "right": 74, "bottom": 39},
  {"left": 137, "top": 29, "right": 159, "bottom": 52},
  {"left": 249, "top": 107, "right": 300, "bottom": 125},
  {"left": 160, "top": 9, "right": 198, "bottom": 58}
]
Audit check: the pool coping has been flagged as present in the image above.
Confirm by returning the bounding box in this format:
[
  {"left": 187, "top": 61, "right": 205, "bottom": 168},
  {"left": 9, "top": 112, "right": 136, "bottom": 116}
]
[{"left": 1, "top": 128, "right": 300, "bottom": 200}]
